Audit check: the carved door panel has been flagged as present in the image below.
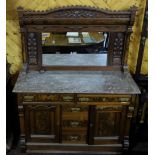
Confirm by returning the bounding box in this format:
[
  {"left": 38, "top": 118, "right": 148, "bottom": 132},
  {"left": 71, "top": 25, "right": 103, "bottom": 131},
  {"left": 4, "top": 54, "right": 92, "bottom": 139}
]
[
  {"left": 94, "top": 105, "right": 127, "bottom": 145},
  {"left": 24, "top": 104, "right": 60, "bottom": 143}
]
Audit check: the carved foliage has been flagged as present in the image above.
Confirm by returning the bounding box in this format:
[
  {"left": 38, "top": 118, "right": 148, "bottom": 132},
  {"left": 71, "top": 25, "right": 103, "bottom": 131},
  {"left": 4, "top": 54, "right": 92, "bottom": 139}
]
[
  {"left": 112, "top": 33, "right": 125, "bottom": 65},
  {"left": 53, "top": 9, "right": 97, "bottom": 18},
  {"left": 27, "top": 32, "right": 38, "bottom": 65}
]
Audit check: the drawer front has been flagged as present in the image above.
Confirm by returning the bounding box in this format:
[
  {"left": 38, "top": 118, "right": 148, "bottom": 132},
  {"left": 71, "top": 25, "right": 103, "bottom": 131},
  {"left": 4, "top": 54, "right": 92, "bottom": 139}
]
[
  {"left": 21, "top": 94, "right": 74, "bottom": 102},
  {"left": 20, "top": 94, "right": 131, "bottom": 104},
  {"left": 62, "top": 105, "right": 89, "bottom": 121},
  {"left": 62, "top": 105, "right": 88, "bottom": 112},
  {"left": 62, "top": 132, "right": 87, "bottom": 144},
  {"left": 62, "top": 112, "right": 88, "bottom": 121},
  {"left": 60, "top": 95, "right": 74, "bottom": 102},
  {"left": 77, "top": 94, "right": 131, "bottom": 103}
]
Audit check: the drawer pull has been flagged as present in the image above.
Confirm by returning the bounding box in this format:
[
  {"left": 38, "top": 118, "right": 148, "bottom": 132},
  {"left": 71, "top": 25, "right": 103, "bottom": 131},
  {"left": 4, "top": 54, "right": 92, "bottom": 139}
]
[
  {"left": 102, "top": 98, "right": 106, "bottom": 101},
  {"left": 63, "top": 120, "right": 87, "bottom": 128},
  {"left": 70, "top": 121, "right": 80, "bottom": 127},
  {"left": 71, "top": 107, "right": 80, "bottom": 112},
  {"left": 129, "top": 106, "right": 134, "bottom": 111},
  {"left": 23, "top": 96, "right": 34, "bottom": 101},
  {"left": 127, "top": 113, "right": 133, "bottom": 118},
  {"left": 119, "top": 98, "right": 129, "bottom": 102},
  {"left": 121, "top": 102, "right": 128, "bottom": 105},
  {"left": 63, "top": 96, "right": 73, "bottom": 101},
  {"left": 70, "top": 136, "right": 79, "bottom": 141}
]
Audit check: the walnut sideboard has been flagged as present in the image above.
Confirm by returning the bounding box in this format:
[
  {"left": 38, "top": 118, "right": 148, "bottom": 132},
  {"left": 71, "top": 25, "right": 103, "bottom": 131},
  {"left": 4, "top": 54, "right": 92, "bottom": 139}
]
[
  {"left": 13, "top": 6, "right": 140, "bottom": 154},
  {"left": 13, "top": 69, "right": 140, "bottom": 154}
]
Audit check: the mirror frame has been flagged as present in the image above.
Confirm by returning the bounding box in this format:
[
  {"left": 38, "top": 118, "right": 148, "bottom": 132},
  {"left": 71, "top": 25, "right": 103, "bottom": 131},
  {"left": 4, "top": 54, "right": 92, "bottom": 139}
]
[{"left": 17, "top": 5, "right": 137, "bottom": 71}]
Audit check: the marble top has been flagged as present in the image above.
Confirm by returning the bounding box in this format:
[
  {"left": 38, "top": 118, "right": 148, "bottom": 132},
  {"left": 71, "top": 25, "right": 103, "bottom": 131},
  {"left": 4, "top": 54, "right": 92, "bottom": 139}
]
[
  {"left": 42, "top": 54, "right": 107, "bottom": 66},
  {"left": 13, "top": 69, "right": 140, "bottom": 94}
]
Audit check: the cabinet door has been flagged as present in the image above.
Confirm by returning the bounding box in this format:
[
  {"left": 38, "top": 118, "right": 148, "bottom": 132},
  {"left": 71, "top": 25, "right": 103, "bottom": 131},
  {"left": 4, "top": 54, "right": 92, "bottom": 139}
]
[
  {"left": 94, "top": 105, "right": 127, "bottom": 145},
  {"left": 24, "top": 104, "right": 60, "bottom": 143}
]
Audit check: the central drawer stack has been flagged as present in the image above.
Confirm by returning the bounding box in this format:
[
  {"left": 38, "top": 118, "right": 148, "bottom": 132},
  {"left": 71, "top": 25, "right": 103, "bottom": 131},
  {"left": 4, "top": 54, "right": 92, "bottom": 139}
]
[{"left": 61, "top": 105, "right": 88, "bottom": 144}]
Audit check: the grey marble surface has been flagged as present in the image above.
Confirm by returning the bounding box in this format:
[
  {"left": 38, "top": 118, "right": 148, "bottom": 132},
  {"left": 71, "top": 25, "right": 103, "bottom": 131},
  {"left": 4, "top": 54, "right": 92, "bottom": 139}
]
[
  {"left": 42, "top": 54, "right": 107, "bottom": 66},
  {"left": 13, "top": 69, "right": 140, "bottom": 94}
]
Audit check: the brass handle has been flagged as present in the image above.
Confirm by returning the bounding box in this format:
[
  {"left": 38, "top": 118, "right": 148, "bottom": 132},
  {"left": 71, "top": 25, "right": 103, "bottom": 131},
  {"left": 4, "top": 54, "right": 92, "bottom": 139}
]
[
  {"left": 121, "top": 102, "right": 128, "bottom": 105},
  {"left": 127, "top": 113, "right": 133, "bottom": 118},
  {"left": 102, "top": 98, "right": 106, "bottom": 101},
  {"left": 63, "top": 96, "right": 73, "bottom": 101},
  {"left": 23, "top": 96, "right": 34, "bottom": 101},
  {"left": 70, "top": 121, "right": 80, "bottom": 127},
  {"left": 70, "top": 136, "right": 79, "bottom": 141},
  {"left": 129, "top": 106, "right": 134, "bottom": 111},
  {"left": 71, "top": 107, "right": 80, "bottom": 112},
  {"left": 119, "top": 98, "right": 129, "bottom": 102}
]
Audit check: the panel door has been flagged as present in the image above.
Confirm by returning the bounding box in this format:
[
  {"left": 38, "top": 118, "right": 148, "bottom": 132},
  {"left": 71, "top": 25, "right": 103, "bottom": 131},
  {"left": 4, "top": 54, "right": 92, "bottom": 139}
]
[
  {"left": 94, "top": 105, "right": 127, "bottom": 145},
  {"left": 24, "top": 104, "right": 60, "bottom": 143}
]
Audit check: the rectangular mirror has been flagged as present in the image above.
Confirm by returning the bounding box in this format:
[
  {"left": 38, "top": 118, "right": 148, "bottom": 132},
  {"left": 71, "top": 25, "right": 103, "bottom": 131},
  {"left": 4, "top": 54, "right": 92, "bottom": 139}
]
[{"left": 42, "top": 32, "right": 109, "bottom": 66}]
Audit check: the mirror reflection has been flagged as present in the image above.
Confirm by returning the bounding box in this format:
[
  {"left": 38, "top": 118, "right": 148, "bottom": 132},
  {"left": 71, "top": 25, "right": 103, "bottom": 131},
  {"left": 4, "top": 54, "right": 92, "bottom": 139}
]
[{"left": 42, "top": 32, "right": 109, "bottom": 66}]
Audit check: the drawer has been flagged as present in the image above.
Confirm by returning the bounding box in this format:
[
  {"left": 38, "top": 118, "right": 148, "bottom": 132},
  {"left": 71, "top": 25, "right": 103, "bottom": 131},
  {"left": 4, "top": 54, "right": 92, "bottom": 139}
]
[
  {"left": 22, "top": 94, "right": 59, "bottom": 102},
  {"left": 21, "top": 94, "right": 74, "bottom": 102},
  {"left": 36, "top": 94, "right": 59, "bottom": 102},
  {"left": 62, "top": 105, "right": 88, "bottom": 112},
  {"left": 77, "top": 94, "right": 131, "bottom": 103},
  {"left": 62, "top": 112, "right": 88, "bottom": 121},
  {"left": 62, "top": 132, "right": 87, "bottom": 144},
  {"left": 23, "top": 95, "right": 35, "bottom": 102}
]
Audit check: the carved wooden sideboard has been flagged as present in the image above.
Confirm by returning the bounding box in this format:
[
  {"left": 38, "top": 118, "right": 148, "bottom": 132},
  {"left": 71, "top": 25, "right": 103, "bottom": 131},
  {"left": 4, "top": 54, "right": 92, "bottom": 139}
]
[{"left": 13, "top": 6, "right": 140, "bottom": 154}]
